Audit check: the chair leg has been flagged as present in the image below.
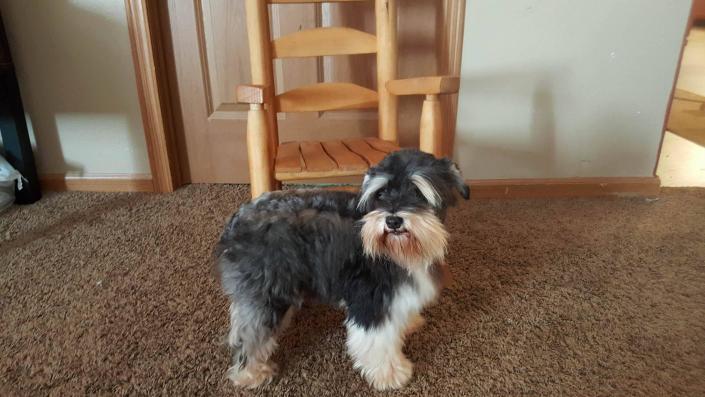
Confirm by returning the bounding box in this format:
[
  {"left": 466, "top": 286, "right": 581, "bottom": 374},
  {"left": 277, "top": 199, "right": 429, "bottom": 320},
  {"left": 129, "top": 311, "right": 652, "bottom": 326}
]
[
  {"left": 247, "top": 104, "right": 275, "bottom": 199},
  {"left": 419, "top": 94, "right": 443, "bottom": 158}
]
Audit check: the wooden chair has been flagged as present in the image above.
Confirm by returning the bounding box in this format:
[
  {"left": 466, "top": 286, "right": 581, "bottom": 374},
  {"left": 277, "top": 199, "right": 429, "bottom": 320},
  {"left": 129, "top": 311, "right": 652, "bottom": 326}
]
[{"left": 237, "top": 0, "right": 460, "bottom": 198}]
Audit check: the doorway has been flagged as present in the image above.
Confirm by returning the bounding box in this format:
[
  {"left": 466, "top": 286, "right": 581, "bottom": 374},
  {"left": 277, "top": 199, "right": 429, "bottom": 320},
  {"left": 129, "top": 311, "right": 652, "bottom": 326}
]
[{"left": 657, "top": 3, "right": 705, "bottom": 187}]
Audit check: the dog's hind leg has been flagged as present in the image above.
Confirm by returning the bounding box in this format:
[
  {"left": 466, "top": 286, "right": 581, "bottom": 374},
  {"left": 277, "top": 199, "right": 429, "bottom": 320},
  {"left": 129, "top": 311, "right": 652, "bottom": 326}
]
[{"left": 226, "top": 300, "right": 293, "bottom": 388}]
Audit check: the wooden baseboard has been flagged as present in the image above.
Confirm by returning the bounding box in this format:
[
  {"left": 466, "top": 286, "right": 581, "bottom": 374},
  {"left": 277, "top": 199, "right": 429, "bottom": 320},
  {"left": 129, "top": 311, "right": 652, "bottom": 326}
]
[
  {"left": 37, "top": 175, "right": 660, "bottom": 197},
  {"left": 39, "top": 174, "right": 154, "bottom": 192},
  {"left": 468, "top": 177, "right": 661, "bottom": 199}
]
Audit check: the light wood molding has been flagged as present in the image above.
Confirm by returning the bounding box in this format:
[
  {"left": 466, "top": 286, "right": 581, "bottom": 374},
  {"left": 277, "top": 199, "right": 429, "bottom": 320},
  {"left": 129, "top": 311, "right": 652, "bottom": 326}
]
[
  {"left": 124, "top": 0, "right": 181, "bottom": 192},
  {"left": 469, "top": 177, "right": 660, "bottom": 199},
  {"left": 387, "top": 76, "right": 460, "bottom": 96},
  {"left": 40, "top": 174, "right": 154, "bottom": 192},
  {"left": 320, "top": 177, "right": 661, "bottom": 198},
  {"left": 275, "top": 82, "right": 378, "bottom": 112},
  {"left": 272, "top": 27, "right": 377, "bottom": 58},
  {"left": 236, "top": 84, "right": 268, "bottom": 104}
]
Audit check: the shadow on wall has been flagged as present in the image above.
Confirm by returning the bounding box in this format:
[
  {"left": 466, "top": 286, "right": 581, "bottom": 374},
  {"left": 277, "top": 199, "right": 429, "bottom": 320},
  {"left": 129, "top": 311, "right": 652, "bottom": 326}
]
[
  {"left": 3, "top": 0, "right": 147, "bottom": 175},
  {"left": 455, "top": 69, "right": 558, "bottom": 179}
]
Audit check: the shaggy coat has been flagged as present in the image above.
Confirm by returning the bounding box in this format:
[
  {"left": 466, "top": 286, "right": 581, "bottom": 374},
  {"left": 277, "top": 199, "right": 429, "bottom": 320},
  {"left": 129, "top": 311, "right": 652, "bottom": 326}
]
[{"left": 215, "top": 149, "right": 469, "bottom": 390}]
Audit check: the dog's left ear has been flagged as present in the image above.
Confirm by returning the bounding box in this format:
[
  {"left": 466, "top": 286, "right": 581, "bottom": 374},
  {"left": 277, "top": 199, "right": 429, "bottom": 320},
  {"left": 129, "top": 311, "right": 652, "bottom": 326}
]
[{"left": 446, "top": 161, "right": 470, "bottom": 200}]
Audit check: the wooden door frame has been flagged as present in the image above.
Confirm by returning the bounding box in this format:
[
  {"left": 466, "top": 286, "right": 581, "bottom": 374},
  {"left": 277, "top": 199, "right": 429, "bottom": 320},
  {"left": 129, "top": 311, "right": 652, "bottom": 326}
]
[
  {"left": 124, "top": 0, "right": 467, "bottom": 192},
  {"left": 125, "top": 0, "right": 181, "bottom": 192}
]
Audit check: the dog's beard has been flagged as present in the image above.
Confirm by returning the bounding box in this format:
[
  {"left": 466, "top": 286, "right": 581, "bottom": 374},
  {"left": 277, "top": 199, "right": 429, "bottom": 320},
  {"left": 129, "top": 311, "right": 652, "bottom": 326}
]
[{"left": 360, "top": 209, "right": 448, "bottom": 270}]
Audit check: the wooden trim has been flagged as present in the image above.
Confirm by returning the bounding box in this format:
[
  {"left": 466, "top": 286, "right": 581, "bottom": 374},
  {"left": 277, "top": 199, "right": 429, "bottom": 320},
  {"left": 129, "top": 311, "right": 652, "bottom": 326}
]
[
  {"left": 125, "top": 0, "right": 181, "bottom": 192},
  {"left": 468, "top": 177, "right": 660, "bottom": 199},
  {"left": 40, "top": 174, "right": 154, "bottom": 193},
  {"left": 654, "top": 3, "right": 693, "bottom": 176},
  {"left": 309, "top": 177, "right": 661, "bottom": 199}
]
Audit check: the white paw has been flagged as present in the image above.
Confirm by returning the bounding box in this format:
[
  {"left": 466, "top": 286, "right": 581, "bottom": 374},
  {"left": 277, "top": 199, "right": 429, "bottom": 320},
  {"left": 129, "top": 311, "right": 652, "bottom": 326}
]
[
  {"left": 365, "top": 356, "right": 413, "bottom": 391},
  {"left": 227, "top": 361, "right": 277, "bottom": 389},
  {"left": 405, "top": 314, "right": 426, "bottom": 336}
]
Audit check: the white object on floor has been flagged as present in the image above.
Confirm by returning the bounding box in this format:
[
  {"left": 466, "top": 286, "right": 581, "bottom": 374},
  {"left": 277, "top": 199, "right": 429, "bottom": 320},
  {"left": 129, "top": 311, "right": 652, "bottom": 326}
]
[
  {"left": 657, "top": 131, "right": 705, "bottom": 187},
  {"left": 0, "top": 155, "right": 24, "bottom": 212}
]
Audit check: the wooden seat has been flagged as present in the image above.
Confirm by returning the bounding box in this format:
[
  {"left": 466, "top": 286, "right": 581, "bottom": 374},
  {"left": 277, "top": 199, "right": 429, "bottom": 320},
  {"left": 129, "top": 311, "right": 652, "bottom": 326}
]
[
  {"left": 275, "top": 138, "right": 399, "bottom": 180},
  {"left": 239, "top": 0, "right": 460, "bottom": 198}
]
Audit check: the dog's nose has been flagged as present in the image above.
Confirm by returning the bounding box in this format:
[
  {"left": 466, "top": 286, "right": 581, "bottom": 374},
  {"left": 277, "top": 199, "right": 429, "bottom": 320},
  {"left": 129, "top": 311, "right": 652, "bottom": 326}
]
[{"left": 385, "top": 216, "right": 403, "bottom": 230}]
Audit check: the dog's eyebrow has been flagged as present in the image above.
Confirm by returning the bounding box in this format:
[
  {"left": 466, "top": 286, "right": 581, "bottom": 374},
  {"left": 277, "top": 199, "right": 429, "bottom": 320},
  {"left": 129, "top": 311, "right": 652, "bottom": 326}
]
[
  {"left": 411, "top": 174, "right": 441, "bottom": 207},
  {"left": 358, "top": 174, "right": 390, "bottom": 209}
]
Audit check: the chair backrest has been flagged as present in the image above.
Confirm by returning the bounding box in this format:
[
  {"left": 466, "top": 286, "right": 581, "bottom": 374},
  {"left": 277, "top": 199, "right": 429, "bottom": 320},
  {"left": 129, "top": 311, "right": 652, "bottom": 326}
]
[{"left": 245, "top": 0, "right": 399, "bottom": 146}]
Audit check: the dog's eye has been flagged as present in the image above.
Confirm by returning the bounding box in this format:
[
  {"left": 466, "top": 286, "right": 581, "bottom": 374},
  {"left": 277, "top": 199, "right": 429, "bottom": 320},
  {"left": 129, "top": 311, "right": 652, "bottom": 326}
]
[
  {"left": 413, "top": 187, "right": 424, "bottom": 200},
  {"left": 375, "top": 189, "right": 384, "bottom": 200}
]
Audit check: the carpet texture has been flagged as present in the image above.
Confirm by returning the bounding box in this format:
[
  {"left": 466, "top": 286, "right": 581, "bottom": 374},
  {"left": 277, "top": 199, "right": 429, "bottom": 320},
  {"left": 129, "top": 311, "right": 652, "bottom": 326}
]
[{"left": 1, "top": 185, "right": 704, "bottom": 396}]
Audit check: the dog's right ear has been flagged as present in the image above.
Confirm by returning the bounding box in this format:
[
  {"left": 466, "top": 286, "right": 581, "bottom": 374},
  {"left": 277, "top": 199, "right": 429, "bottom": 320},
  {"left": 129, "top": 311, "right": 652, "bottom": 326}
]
[
  {"left": 357, "top": 171, "right": 390, "bottom": 210},
  {"left": 448, "top": 162, "right": 470, "bottom": 200}
]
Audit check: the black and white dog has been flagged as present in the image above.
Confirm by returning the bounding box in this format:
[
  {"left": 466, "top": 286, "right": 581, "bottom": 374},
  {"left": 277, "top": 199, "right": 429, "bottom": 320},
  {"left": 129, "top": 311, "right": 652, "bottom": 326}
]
[{"left": 215, "top": 149, "right": 469, "bottom": 390}]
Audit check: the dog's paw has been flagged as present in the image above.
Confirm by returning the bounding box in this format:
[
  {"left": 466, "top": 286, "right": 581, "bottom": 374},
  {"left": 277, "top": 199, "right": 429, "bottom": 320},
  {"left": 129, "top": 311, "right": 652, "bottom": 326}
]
[
  {"left": 366, "top": 356, "right": 413, "bottom": 391},
  {"left": 227, "top": 361, "right": 278, "bottom": 389},
  {"left": 405, "top": 314, "right": 426, "bottom": 336}
]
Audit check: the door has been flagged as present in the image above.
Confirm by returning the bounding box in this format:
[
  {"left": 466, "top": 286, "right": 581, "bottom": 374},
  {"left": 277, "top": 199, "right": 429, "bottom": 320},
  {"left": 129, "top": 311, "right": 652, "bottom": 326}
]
[{"left": 163, "top": 0, "right": 462, "bottom": 183}]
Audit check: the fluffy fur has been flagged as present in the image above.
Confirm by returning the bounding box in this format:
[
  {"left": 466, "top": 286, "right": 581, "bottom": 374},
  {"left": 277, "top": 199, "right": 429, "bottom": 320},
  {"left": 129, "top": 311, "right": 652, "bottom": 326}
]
[{"left": 214, "top": 149, "right": 469, "bottom": 390}]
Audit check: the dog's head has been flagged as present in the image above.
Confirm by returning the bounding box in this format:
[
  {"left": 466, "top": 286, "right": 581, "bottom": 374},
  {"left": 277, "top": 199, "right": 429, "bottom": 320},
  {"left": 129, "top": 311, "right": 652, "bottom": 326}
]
[{"left": 357, "top": 149, "right": 469, "bottom": 270}]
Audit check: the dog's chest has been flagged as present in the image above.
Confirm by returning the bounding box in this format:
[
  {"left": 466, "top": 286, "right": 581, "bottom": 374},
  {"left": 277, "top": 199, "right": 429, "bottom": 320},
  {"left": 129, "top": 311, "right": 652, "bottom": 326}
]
[{"left": 389, "top": 269, "right": 439, "bottom": 318}]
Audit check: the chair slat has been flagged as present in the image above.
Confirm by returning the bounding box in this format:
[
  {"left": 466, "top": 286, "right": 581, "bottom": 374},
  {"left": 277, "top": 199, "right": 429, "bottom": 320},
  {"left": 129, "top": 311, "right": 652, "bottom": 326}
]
[
  {"left": 300, "top": 142, "right": 337, "bottom": 172},
  {"left": 364, "top": 138, "right": 398, "bottom": 154},
  {"left": 269, "top": 0, "right": 369, "bottom": 4},
  {"left": 322, "top": 140, "right": 368, "bottom": 171},
  {"left": 272, "top": 27, "right": 376, "bottom": 58},
  {"left": 343, "top": 138, "right": 386, "bottom": 165},
  {"left": 275, "top": 142, "right": 303, "bottom": 172},
  {"left": 275, "top": 82, "right": 378, "bottom": 113}
]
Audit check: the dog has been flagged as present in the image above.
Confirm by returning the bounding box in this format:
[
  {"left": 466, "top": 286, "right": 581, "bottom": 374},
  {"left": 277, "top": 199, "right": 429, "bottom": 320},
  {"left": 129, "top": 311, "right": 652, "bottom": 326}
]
[{"left": 214, "top": 149, "right": 469, "bottom": 390}]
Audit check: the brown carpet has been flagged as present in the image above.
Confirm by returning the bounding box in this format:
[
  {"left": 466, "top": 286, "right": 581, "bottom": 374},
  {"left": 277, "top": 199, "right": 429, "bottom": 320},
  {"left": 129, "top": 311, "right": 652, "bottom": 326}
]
[{"left": 1, "top": 185, "right": 704, "bottom": 396}]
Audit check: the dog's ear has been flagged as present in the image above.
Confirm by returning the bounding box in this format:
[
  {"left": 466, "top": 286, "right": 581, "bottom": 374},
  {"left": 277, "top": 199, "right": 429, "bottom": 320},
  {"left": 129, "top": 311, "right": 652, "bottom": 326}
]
[{"left": 447, "top": 161, "right": 470, "bottom": 200}]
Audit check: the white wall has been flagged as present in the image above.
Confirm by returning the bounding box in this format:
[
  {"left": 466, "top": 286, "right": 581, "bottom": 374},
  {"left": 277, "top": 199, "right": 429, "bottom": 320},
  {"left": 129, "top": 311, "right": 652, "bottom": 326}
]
[
  {"left": 0, "top": 0, "right": 149, "bottom": 177},
  {"left": 455, "top": 0, "right": 691, "bottom": 179}
]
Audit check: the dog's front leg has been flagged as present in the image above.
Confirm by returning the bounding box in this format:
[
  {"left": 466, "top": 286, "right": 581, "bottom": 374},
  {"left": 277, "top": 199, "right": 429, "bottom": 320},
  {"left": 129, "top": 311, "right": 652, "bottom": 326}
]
[
  {"left": 345, "top": 319, "right": 413, "bottom": 390},
  {"left": 405, "top": 313, "right": 426, "bottom": 336}
]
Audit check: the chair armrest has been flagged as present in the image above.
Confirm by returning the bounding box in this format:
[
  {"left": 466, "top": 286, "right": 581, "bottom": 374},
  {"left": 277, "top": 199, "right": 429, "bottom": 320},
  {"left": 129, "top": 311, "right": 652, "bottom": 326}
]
[
  {"left": 386, "top": 76, "right": 459, "bottom": 96},
  {"left": 236, "top": 84, "right": 270, "bottom": 104}
]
